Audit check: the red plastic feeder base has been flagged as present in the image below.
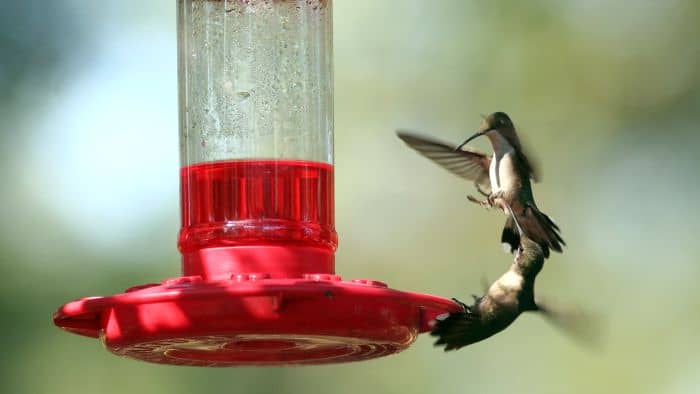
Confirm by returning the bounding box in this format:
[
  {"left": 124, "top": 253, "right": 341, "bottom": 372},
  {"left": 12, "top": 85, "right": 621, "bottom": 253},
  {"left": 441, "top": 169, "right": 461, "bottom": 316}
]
[{"left": 54, "top": 273, "right": 459, "bottom": 366}]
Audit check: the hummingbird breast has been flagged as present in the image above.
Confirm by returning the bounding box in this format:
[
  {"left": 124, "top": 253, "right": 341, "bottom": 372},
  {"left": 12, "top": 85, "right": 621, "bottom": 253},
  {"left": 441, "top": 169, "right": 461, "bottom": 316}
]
[{"left": 489, "top": 149, "right": 521, "bottom": 209}]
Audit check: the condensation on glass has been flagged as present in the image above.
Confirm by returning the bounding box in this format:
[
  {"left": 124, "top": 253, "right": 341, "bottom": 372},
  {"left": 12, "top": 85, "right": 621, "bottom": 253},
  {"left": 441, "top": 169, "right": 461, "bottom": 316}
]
[{"left": 177, "top": 0, "right": 333, "bottom": 166}]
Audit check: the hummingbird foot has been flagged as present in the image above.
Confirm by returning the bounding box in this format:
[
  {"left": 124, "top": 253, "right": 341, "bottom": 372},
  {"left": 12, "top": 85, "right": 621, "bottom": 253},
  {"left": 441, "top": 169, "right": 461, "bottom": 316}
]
[
  {"left": 475, "top": 183, "right": 490, "bottom": 198},
  {"left": 487, "top": 191, "right": 505, "bottom": 206},
  {"left": 451, "top": 297, "right": 470, "bottom": 313},
  {"left": 467, "top": 195, "right": 492, "bottom": 209}
]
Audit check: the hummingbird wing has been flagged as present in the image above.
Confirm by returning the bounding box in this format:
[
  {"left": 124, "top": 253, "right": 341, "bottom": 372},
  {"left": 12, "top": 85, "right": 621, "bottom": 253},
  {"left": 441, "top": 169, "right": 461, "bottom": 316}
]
[
  {"left": 536, "top": 300, "right": 602, "bottom": 348},
  {"left": 510, "top": 130, "right": 541, "bottom": 182},
  {"left": 396, "top": 130, "right": 491, "bottom": 191},
  {"left": 516, "top": 148, "right": 540, "bottom": 183}
]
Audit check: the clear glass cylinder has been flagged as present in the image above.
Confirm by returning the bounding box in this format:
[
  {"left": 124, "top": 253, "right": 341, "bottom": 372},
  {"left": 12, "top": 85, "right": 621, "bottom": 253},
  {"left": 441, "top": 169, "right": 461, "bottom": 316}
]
[
  {"left": 177, "top": 0, "right": 336, "bottom": 277},
  {"left": 177, "top": 0, "right": 333, "bottom": 165}
]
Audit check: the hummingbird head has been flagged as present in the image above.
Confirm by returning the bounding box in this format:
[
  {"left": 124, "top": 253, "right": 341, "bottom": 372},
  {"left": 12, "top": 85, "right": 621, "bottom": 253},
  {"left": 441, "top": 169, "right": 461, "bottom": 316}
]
[
  {"left": 514, "top": 237, "right": 545, "bottom": 280},
  {"left": 480, "top": 112, "right": 513, "bottom": 132},
  {"left": 455, "top": 112, "right": 521, "bottom": 152}
]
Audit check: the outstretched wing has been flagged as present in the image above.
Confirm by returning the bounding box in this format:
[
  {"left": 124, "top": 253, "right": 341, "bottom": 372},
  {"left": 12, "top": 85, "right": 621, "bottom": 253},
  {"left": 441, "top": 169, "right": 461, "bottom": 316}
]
[
  {"left": 513, "top": 131, "right": 541, "bottom": 183},
  {"left": 536, "top": 300, "right": 602, "bottom": 348},
  {"left": 396, "top": 130, "right": 491, "bottom": 191}
]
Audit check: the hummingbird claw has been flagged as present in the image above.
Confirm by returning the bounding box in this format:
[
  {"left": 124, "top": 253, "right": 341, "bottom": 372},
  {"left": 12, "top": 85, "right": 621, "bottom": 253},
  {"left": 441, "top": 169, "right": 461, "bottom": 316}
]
[
  {"left": 475, "top": 183, "right": 490, "bottom": 198},
  {"left": 451, "top": 297, "right": 469, "bottom": 312},
  {"left": 467, "top": 195, "right": 492, "bottom": 209},
  {"left": 487, "top": 191, "right": 504, "bottom": 206}
]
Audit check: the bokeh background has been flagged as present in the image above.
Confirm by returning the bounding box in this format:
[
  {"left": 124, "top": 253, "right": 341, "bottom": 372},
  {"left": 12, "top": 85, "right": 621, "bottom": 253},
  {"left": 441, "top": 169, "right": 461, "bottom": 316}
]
[{"left": 2, "top": 1, "right": 699, "bottom": 393}]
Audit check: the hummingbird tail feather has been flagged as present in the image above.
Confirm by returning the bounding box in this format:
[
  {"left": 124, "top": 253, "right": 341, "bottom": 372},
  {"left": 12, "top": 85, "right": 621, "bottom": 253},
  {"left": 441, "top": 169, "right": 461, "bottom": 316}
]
[
  {"left": 431, "top": 299, "right": 484, "bottom": 351},
  {"left": 501, "top": 216, "right": 520, "bottom": 254},
  {"left": 525, "top": 205, "right": 565, "bottom": 257}
]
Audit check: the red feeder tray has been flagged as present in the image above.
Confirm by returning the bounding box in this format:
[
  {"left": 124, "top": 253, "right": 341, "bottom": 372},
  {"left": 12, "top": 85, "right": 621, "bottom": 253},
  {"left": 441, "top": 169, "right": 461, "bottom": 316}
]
[{"left": 54, "top": 274, "right": 458, "bottom": 366}]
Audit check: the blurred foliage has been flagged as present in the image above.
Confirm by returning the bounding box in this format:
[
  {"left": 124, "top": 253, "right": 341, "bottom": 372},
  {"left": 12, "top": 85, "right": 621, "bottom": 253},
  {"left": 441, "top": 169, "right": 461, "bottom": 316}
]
[{"left": 1, "top": 0, "right": 699, "bottom": 393}]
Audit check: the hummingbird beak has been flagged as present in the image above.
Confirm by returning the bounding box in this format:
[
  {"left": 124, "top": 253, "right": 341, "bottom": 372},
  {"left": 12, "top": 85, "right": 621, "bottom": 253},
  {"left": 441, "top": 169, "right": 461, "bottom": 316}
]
[{"left": 455, "top": 130, "right": 488, "bottom": 151}]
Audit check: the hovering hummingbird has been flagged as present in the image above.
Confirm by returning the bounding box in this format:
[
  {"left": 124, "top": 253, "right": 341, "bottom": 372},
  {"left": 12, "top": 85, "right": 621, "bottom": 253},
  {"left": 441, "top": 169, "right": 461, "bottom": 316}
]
[
  {"left": 431, "top": 206, "right": 591, "bottom": 351},
  {"left": 396, "top": 112, "right": 564, "bottom": 258}
]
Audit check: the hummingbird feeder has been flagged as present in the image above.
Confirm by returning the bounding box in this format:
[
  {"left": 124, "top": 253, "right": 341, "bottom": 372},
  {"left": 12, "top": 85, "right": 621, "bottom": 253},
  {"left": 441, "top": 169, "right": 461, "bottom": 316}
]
[{"left": 53, "top": 0, "right": 459, "bottom": 366}]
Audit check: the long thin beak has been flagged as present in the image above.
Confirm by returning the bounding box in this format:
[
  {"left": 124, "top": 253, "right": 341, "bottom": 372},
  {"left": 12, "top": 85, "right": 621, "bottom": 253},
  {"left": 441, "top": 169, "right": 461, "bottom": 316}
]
[
  {"left": 505, "top": 203, "right": 524, "bottom": 236},
  {"left": 455, "top": 130, "right": 487, "bottom": 151}
]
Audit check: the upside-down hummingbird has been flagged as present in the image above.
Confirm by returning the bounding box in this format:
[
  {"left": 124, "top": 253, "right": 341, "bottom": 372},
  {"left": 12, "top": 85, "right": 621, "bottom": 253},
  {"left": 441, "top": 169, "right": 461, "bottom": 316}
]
[{"left": 431, "top": 205, "right": 590, "bottom": 350}]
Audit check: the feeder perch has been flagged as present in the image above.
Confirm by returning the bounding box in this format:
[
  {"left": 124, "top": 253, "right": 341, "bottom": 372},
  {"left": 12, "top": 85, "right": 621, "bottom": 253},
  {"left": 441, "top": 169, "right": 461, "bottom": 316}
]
[{"left": 53, "top": 0, "right": 459, "bottom": 366}]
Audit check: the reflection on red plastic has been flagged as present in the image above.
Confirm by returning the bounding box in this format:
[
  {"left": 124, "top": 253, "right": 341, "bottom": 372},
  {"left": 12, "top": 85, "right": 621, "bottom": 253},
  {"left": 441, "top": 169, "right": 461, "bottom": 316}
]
[
  {"left": 53, "top": 275, "right": 462, "bottom": 366},
  {"left": 179, "top": 160, "right": 337, "bottom": 253},
  {"left": 52, "top": 159, "right": 463, "bottom": 366}
]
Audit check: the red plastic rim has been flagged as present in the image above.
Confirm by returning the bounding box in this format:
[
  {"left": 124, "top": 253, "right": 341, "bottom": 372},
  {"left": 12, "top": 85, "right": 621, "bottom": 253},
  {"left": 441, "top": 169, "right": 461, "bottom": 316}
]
[{"left": 54, "top": 275, "right": 459, "bottom": 366}]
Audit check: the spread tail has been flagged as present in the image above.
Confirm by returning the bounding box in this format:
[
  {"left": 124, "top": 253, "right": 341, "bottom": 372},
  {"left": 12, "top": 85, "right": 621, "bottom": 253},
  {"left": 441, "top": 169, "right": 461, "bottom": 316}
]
[
  {"left": 431, "top": 298, "right": 485, "bottom": 351},
  {"left": 503, "top": 204, "right": 565, "bottom": 259}
]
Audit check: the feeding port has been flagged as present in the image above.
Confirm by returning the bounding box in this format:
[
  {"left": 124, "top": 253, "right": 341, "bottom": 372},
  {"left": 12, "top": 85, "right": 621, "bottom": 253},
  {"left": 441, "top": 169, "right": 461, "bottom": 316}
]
[{"left": 53, "top": 0, "right": 459, "bottom": 366}]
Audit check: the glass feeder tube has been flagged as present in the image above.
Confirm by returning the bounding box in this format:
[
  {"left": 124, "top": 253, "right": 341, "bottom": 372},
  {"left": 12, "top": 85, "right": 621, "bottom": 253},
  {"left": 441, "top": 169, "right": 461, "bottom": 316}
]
[
  {"left": 53, "top": 0, "right": 459, "bottom": 367},
  {"left": 177, "top": 0, "right": 336, "bottom": 280}
]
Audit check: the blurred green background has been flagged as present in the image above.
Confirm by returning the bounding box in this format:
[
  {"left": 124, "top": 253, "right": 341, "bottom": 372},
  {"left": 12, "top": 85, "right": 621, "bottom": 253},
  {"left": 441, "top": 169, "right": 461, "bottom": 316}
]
[{"left": 2, "top": 0, "right": 699, "bottom": 393}]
